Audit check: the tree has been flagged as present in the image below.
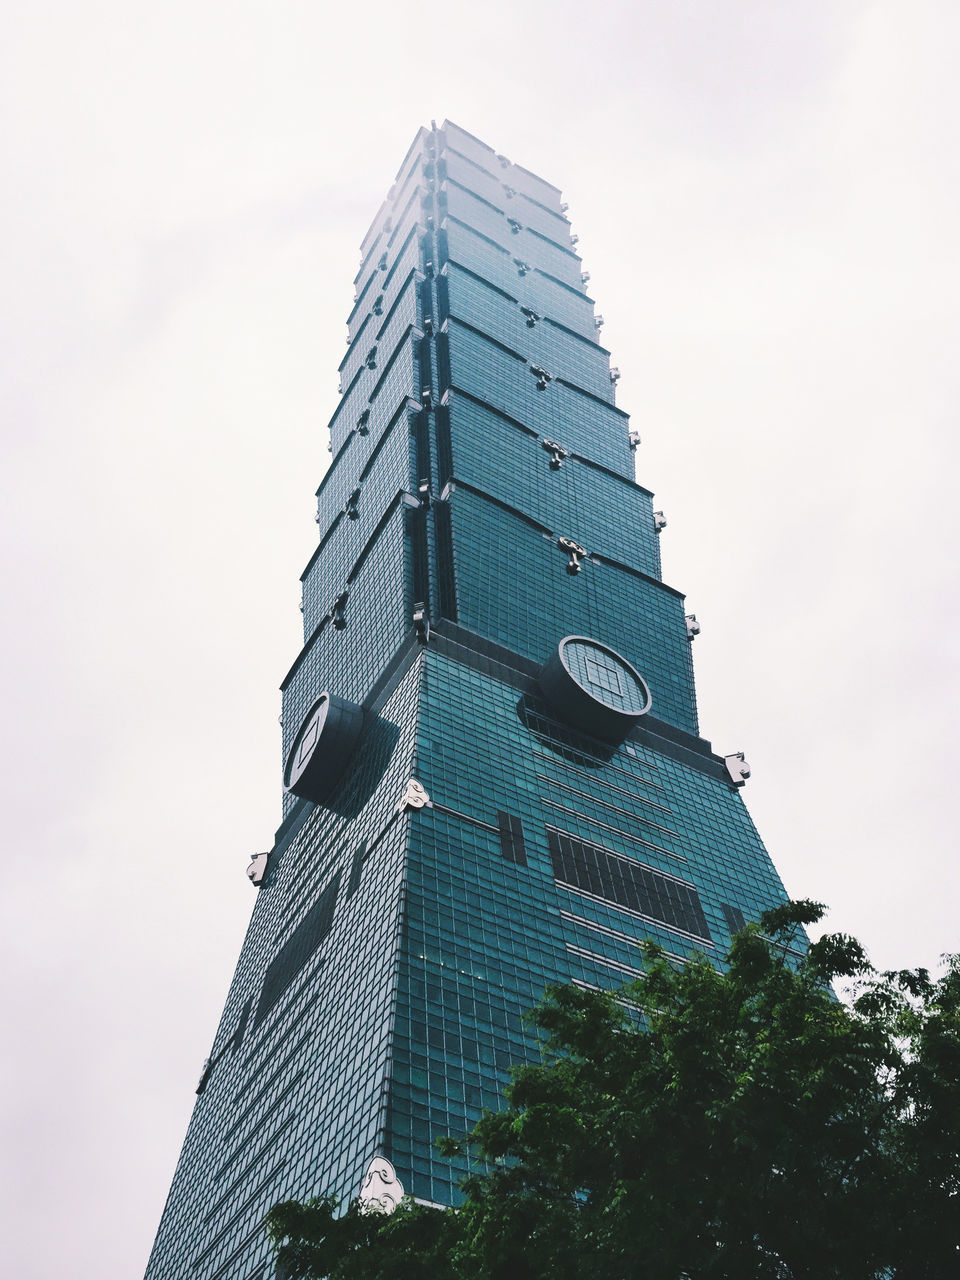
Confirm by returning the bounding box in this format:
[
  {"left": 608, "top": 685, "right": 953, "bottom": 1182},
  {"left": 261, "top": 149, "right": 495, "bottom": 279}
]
[{"left": 266, "top": 902, "right": 960, "bottom": 1279}]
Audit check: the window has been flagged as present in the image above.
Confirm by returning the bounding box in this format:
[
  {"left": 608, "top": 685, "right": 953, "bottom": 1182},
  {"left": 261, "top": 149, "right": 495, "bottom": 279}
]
[{"left": 497, "top": 811, "right": 527, "bottom": 866}]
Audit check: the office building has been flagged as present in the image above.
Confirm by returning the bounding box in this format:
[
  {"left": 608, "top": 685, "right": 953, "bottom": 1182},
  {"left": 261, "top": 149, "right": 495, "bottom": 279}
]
[{"left": 145, "top": 121, "right": 789, "bottom": 1280}]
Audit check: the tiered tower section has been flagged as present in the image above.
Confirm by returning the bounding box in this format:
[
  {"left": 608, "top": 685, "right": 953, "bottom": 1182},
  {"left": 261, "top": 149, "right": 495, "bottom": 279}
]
[{"left": 145, "top": 122, "right": 790, "bottom": 1280}]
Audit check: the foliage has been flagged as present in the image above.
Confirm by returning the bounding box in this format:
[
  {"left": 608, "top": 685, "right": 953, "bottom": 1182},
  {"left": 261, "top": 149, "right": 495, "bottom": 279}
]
[
  {"left": 266, "top": 902, "right": 960, "bottom": 1279},
  {"left": 265, "top": 1194, "right": 458, "bottom": 1280}
]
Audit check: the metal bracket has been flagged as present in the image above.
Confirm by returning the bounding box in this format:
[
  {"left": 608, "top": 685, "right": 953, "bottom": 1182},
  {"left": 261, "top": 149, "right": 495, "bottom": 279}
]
[
  {"left": 685, "top": 614, "right": 701, "bottom": 641},
  {"left": 357, "top": 409, "right": 370, "bottom": 436},
  {"left": 653, "top": 510, "right": 667, "bottom": 533},
  {"left": 558, "top": 536, "right": 588, "bottom": 574},
  {"left": 530, "top": 364, "right": 553, "bottom": 391},
  {"left": 345, "top": 488, "right": 361, "bottom": 520},
  {"left": 520, "top": 305, "right": 540, "bottom": 328},
  {"left": 628, "top": 429, "right": 641, "bottom": 450}
]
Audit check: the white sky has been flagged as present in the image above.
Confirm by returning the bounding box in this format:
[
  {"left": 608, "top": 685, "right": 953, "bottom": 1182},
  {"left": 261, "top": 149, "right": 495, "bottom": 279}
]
[{"left": 2, "top": 3, "right": 958, "bottom": 1276}]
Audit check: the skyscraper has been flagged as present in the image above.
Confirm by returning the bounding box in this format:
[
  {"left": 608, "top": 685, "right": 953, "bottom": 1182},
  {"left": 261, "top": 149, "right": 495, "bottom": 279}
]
[{"left": 145, "top": 121, "right": 790, "bottom": 1280}]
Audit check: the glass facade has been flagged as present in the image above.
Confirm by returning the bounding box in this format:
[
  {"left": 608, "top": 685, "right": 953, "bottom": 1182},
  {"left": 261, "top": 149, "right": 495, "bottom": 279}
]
[{"left": 144, "top": 120, "right": 792, "bottom": 1280}]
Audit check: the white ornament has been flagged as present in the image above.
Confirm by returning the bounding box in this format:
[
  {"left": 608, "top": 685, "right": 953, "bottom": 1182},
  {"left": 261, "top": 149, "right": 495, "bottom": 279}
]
[
  {"left": 724, "top": 752, "right": 751, "bottom": 787},
  {"left": 246, "top": 853, "right": 269, "bottom": 887},
  {"left": 359, "top": 1156, "right": 404, "bottom": 1214},
  {"left": 398, "top": 778, "right": 432, "bottom": 812}
]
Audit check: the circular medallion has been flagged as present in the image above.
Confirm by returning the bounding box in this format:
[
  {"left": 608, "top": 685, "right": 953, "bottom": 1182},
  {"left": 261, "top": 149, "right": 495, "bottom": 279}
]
[
  {"left": 284, "top": 695, "right": 331, "bottom": 793},
  {"left": 538, "top": 636, "right": 651, "bottom": 742},
  {"left": 283, "top": 691, "right": 364, "bottom": 804}
]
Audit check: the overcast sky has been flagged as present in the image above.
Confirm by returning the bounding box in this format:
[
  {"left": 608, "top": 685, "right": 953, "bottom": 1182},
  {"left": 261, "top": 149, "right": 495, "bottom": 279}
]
[{"left": 2, "top": 2, "right": 958, "bottom": 1277}]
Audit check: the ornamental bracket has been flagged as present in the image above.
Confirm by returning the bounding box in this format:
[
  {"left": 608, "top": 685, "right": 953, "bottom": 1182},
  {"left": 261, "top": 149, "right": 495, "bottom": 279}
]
[
  {"left": 724, "top": 752, "right": 751, "bottom": 787},
  {"left": 398, "top": 778, "right": 432, "bottom": 813},
  {"left": 412, "top": 603, "right": 430, "bottom": 645},
  {"left": 359, "top": 1156, "right": 405, "bottom": 1215},
  {"left": 331, "top": 591, "right": 349, "bottom": 630},
  {"left": 558, "top": 536, "right": 588, "bottom": 574},
  {"left": 541, "top": 438, "right": 570, "bottom": 470},
  {"left": 246, "top": 852, "right": 269, "bottom": 887}
]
